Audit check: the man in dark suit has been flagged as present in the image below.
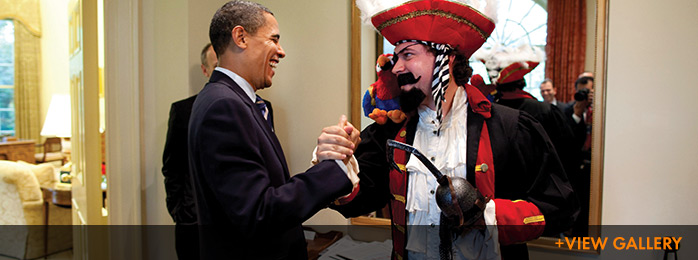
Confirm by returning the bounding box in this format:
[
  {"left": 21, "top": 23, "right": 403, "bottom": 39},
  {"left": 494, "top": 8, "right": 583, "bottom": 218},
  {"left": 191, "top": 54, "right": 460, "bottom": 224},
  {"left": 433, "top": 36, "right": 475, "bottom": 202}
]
[
  {"left": 563, "top": 75, "right": 594, "bottom": 236},
  {"left": 188, "top": 1, "right": 360, "bottom": 259},
  {"left": 161, "top": 43, "right": 217, "bottom": 260},
  {"left": 540, "top": 78, "right": 570, "bottom": 112},
  {"left": 564, "top": 76, "right": 594, "bottom": 158},
  {"left": 163, "top": 42, "right": 278, "bottom": 259}
]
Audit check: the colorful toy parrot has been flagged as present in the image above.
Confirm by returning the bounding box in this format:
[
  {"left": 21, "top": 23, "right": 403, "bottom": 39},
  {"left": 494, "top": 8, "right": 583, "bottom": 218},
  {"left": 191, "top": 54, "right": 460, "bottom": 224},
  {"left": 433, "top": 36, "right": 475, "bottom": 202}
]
[{"left": 362, "top": 54, "right": 406, "bottom": 125}]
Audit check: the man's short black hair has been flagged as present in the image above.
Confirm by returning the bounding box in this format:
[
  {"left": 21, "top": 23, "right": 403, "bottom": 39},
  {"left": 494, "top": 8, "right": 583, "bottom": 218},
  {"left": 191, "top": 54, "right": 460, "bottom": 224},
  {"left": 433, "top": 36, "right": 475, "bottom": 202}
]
[
  {"left": 575, "top": 76, "right": 594, "bottom": 90},
  {"left": 209, "top": 0, "right": 273, "bottom": 56}
]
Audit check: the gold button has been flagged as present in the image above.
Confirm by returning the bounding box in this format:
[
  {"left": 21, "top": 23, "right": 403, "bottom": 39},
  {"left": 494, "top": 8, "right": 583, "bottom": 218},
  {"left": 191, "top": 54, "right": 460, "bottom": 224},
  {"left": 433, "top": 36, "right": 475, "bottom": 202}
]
[
  {"left": 399, "top": 130, "right": 406, "bottom": 138},
  {"left": 480, "top": 163, "right": 489, "bottom": 173}
]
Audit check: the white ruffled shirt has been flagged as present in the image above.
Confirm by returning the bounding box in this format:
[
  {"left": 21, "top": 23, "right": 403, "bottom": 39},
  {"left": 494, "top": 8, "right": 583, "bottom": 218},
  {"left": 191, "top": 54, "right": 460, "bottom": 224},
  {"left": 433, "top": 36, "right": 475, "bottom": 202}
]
[{"left": 404, "top": 87, "right": 500, "bottom": 260}]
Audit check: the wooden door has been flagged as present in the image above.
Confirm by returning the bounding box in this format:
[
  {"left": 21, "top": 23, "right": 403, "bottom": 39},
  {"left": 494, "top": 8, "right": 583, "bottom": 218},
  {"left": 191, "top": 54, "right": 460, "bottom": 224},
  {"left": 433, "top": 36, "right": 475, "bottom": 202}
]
[{"left": 68, "top": 0, "right": 108, "bottom": 258}]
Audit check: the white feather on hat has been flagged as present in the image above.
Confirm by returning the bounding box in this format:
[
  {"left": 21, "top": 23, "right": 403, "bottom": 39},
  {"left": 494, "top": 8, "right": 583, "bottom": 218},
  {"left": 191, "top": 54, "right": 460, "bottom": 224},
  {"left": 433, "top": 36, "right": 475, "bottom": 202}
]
[{"left": 473, "top": 43, "right": 545, "bottom": 72}]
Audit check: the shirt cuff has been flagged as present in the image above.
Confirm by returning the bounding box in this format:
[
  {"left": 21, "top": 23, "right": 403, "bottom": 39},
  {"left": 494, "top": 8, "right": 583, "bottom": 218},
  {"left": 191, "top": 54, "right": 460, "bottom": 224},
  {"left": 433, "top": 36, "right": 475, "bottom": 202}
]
[
  {"left": 311, "top": 146, "right": 360, "bottom": 189},
  {"left": 484, "top": 199, "right": 496, "bottom": 226},
  {"left": 572, "top": 113, "right": 582, "bottom": 124}
]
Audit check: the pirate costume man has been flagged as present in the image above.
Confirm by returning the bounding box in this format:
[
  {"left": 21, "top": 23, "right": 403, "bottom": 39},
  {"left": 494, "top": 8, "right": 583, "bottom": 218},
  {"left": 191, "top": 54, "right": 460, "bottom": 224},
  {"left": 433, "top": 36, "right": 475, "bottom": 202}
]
[{"left": 331, "top": 0, "right": 579, "bottom": 259}]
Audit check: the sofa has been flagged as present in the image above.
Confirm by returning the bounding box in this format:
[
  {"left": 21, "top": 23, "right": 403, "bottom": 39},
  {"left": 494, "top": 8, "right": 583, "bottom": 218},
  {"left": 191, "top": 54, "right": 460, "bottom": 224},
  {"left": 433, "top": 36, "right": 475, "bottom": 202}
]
[{"left": 0, "top": 160, "right": 72, "bottom": 259}]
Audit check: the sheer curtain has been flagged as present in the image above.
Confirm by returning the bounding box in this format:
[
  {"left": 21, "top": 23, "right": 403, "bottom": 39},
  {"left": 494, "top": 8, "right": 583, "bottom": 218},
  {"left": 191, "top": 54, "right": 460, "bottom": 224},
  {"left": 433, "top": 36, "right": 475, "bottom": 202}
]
[
  {"left": 0, "top": 0, "right": 42, "bottom": 142},
  {"left": 546, "top": 0, "right": 586, "bottom": 103}
]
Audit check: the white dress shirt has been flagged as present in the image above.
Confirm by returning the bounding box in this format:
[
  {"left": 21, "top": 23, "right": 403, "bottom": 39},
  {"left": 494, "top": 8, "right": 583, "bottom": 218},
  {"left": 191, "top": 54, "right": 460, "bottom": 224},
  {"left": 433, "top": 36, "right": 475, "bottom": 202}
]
[
  {"left": 215, "top": 67, "right": 256, "bottom": 103},
  {"left": 404, "top": 87, "right": 500, "bottom": 260}
]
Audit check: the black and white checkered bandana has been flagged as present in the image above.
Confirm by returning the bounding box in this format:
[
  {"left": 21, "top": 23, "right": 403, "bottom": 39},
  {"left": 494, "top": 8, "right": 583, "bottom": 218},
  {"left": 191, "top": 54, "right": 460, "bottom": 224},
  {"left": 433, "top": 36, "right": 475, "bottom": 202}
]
[{"left": 396, "top": 40, "right": 453, "bottom": 124}]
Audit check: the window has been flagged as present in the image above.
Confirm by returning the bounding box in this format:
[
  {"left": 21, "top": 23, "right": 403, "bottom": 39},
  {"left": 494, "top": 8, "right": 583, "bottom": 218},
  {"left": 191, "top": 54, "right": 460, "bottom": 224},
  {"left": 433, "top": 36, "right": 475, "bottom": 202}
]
[
  {"left": 470, "top": 0, "right": 548, "bottom": 100},
  {"left": 0, "top": 20, "right": 14, "bottom": 136}
]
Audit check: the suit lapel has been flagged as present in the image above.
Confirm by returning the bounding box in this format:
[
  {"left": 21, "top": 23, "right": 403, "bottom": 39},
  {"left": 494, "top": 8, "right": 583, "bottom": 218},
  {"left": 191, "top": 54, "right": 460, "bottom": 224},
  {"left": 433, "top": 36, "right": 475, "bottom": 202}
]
[
  {"left": 466, "top": 107, "right": 484, "bottom": 186},
  {"left": 210, "top": 71, "right": 290, "bottom": 175}
]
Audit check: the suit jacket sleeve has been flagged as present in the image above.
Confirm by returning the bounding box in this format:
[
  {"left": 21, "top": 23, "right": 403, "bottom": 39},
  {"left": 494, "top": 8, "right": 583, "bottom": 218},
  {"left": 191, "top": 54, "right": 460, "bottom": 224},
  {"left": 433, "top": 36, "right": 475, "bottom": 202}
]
[
  {"left": 191, "top": 95, "right": 352, "bottom": 236},
  {"left": 564, "top": 102, "right": 587, "bottom": 151},
  {"left": 162, "top": 102, "right": 193, "bottom": 223},
  {"left": 545, "top": 104, "right": 577, "bottom": 176}
]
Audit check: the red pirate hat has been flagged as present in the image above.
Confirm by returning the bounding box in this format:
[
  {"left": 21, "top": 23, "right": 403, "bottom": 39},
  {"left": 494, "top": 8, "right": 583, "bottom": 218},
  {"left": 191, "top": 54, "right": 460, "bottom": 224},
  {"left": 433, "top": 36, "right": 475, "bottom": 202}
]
[
  {"left": 472, "top": 43, "right": 545, "bottom": 85},
  {"left": 360, "top": 0, "right": 496, "bottom": 58},
  {"left": 497, "top": 61, "right": 539, "bottom": 84}
]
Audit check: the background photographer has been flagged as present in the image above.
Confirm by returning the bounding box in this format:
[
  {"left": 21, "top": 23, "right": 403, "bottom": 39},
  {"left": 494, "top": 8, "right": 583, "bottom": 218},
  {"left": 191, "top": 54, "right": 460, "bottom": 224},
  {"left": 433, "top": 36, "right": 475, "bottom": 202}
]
[
  {"left": 564, "top": 75, "right": 594, "bottom": 236},
  {"left": 570, "top": 76, "right": 595, "bottom": 128}
]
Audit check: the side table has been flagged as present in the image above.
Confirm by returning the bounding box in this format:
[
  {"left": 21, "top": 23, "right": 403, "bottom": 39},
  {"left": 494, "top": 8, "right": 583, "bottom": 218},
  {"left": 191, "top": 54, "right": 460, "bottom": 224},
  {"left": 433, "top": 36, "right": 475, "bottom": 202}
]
[{"left": 41, "top": 185, "right": 71, "bottom": 259}]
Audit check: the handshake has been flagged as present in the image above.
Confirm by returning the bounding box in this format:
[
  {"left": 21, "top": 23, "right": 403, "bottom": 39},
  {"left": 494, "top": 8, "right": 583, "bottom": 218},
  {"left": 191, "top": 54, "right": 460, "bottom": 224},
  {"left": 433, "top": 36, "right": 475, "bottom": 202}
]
[{"left": 315, "top": 115, "right": 361, "bottom": 164}]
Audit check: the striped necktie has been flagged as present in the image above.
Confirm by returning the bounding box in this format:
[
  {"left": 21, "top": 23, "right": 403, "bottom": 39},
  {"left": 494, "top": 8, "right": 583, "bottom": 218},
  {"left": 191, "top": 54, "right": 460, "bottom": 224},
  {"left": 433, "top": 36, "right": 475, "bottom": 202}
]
[{"left": 255, "top": 95, "right": 272, "bottom": 129}]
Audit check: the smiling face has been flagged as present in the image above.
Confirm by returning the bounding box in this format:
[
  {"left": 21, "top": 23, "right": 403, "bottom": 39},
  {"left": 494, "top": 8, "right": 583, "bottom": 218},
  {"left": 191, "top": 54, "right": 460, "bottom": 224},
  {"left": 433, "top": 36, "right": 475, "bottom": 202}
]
[
  {"left": 391, "top": 42, "right": 436, "bottom": 109},
  {"left": 540, "top": 81, "right": 556, "bottom": 103},
  {"left": 244, "top": 13, "right": 285, "bottom": 90}
]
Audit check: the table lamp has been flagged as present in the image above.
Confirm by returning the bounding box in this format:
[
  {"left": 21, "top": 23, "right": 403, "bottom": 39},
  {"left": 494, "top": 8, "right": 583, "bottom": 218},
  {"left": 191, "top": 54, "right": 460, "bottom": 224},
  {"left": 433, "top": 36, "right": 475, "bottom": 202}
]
[{"left": 40, "top": 94, "right": 72, "bottom": 182}]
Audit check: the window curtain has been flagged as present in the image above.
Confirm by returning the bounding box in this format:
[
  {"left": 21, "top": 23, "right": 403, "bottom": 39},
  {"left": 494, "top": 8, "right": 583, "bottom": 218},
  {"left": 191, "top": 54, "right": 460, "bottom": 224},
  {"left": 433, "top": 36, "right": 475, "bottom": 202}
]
[
  {"left": 546, "top": 0, "right": 586, "bottom": 103},
  {"left": 0, "top": 0, "right": 42, "bottom": 142}
]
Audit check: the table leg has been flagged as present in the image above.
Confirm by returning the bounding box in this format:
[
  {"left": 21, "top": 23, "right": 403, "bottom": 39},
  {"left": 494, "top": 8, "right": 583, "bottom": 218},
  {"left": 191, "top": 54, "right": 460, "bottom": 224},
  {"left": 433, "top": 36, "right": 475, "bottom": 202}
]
[{"left": 44, "top": 200, "right": 49, "bottom": 259}]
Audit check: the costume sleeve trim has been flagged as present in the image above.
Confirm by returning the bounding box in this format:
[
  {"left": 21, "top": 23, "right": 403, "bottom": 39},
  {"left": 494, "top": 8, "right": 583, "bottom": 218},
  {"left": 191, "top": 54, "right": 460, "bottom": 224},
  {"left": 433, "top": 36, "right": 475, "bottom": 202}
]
[{"left": 494, "top": 198, "right": 546, "bottom": 245}]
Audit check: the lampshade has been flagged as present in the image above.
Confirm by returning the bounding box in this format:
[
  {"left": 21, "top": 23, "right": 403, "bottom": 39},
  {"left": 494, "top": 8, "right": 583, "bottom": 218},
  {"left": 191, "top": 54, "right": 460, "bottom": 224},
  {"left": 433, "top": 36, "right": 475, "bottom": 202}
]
[{"left": 40, "top": 94, "right": 72, "bottom": 137}]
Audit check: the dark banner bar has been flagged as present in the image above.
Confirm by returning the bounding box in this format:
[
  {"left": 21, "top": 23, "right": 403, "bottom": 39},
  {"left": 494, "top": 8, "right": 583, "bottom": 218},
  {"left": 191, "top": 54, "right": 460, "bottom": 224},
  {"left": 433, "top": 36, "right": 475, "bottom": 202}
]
[{"left": 0, "top": 225, "right": 694, "bottom": 259}]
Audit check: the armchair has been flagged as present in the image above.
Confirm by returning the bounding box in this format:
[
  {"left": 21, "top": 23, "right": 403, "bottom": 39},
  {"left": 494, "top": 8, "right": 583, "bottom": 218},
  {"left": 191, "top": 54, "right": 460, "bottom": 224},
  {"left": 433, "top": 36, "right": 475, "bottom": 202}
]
[
  {"left": 34, "top": 137, "right": 66, "bottom": 165},
  {"left": 0, "top": 160, "right": 72, "bottom": 259}
]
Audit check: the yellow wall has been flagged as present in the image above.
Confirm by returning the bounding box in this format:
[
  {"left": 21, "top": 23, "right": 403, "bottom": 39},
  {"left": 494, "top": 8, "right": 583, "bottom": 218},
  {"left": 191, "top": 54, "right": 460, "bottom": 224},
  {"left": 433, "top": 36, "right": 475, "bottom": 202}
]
[
  {"left": 141, "top": 0, "right": 189, "bottom": 226},
  {"left": 39, "top": 0, "right": 70, "bottom": 138}
]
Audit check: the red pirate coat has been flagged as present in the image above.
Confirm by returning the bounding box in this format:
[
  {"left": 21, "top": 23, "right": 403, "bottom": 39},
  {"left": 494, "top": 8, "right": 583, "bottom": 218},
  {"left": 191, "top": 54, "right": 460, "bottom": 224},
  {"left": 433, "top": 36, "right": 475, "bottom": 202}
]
[{"left": 332, "top": 84, "right": 579, "bottom": 259}]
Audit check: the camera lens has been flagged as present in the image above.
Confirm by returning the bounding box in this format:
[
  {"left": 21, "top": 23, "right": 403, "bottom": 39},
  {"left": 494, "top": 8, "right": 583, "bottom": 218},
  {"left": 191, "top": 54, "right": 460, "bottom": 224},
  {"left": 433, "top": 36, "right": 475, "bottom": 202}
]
[{"left": 574, "top": 89, "right": 590, "bottom": 101}]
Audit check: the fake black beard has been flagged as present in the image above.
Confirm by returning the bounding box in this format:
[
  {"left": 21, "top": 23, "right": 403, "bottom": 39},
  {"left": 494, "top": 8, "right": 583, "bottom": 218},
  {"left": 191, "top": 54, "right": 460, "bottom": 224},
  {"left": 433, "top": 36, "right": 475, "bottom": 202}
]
[{"left": 399, "top": 87, "right": 427, "bottom": 114}]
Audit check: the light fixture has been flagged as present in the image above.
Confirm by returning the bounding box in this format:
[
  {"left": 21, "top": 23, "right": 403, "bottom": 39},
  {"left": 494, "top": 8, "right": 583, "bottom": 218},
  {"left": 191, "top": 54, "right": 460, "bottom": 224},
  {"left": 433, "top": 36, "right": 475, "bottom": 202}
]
[
  {"left": 40, "top": 94, "right": 71, "bottom": 138},
  {"left": 40, "top": 94, "right": 72, "bottom": 174}
]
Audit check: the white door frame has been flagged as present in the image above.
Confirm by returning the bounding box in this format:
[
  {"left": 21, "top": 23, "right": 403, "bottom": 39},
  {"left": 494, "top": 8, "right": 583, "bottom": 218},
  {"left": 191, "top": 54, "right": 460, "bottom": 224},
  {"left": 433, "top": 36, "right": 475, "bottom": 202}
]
[{"left": 104, "top": 0, "right": 144, "bottom": 258}]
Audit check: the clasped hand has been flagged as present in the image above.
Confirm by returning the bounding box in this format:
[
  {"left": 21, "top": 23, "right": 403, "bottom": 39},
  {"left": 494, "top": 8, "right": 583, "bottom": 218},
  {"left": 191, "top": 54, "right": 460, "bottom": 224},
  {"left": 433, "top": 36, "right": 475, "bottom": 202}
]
[{"left": 316, "top": 115, "right": 361, "bottom": 164}]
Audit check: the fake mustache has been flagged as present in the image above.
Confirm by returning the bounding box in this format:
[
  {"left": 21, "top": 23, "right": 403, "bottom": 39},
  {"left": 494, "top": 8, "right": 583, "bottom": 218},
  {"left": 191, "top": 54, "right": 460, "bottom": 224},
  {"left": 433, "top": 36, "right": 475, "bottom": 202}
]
[{"left": 397, "top": 73, "right": 422, "bottom": 87}]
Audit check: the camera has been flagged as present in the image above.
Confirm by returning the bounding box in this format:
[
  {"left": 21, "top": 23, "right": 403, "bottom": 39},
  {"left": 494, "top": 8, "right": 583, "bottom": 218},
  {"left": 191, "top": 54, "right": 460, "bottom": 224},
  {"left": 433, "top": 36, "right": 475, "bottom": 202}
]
[{"left": 574, "top": 88, "right": 590, "bottom": 101}]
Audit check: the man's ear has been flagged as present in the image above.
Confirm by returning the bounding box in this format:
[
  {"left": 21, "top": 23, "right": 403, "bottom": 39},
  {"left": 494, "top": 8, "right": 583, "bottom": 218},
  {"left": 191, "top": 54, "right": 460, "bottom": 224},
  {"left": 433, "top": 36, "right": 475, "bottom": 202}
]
[
  {"left": 231, "top": 25, "right": 247, "bottom": 49},
  {"left": 201, "top": 64, "right": 209, "bottom": 77}
]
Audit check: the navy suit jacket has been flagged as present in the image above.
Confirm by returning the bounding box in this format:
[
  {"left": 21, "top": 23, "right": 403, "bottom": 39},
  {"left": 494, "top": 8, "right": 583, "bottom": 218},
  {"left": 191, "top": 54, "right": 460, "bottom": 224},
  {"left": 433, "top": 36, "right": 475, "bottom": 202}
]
[
  {"left": 163, "top": 94, "right": 274, "bottom": 226},
  {"left": 188, "top": 70, "right": 352, "bottom": 259},
  {"left": 563, "top": 101, "right": 587, "bottom": 154}
]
